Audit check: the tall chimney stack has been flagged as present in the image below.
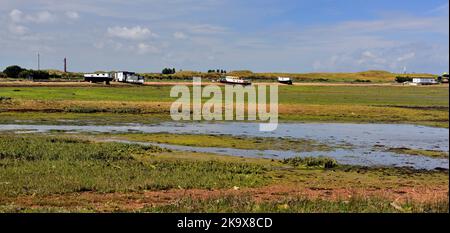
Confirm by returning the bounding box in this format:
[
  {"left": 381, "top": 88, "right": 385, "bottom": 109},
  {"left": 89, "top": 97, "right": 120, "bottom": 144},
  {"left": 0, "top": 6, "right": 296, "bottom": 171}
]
[{"left": 64, "top": 57, "right": 67, "bottom": 73}]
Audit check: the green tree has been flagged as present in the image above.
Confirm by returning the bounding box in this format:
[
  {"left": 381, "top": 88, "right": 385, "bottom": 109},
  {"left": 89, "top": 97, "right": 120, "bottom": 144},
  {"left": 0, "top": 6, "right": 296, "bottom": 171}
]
[
  {"left": 33, "top": 70, "right": 50, "bottom": 79},
  {"left": 162, "top": 68, "right": 176, "bottom": 75},
  {"left": 18, "top": 70, "right": 50, "bottom": 80},
  {"left": 3, "top": 65, "right": 25, "bottom": 78},
  {"left": 395, "top": 76, "right": 413, "bottom": 83},
  {"left": 18, "top": 70, "right": 32, "bottom": 79}
]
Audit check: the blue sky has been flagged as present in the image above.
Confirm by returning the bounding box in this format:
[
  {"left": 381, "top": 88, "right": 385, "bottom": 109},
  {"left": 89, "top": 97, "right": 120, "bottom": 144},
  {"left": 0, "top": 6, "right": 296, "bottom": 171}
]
[{"left": 0, "top": 0, "right": 448, "bottom": 73}]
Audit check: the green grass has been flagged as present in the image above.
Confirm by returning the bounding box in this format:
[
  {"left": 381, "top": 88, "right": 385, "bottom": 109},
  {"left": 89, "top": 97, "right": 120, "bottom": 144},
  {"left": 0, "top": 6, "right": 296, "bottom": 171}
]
[
  {"left": 0, "top": 134, "right": 448, "bottom": 213},
  {"left": 1, "top": 85, "right": 448, "bottom": 127},
  {"left": 278, "top": 86, "right": 448, "bottom": 106},
  {"left": 0, "top": 86, "right": 174, "bottom": 102},
  {"left": 0, "top": 112, "right": 169, "bottom": 125},
  {"left": 94, "top": 133, "right": 340, "bottom": 152},
  {"left": 387, "top": 148, "right": 449, "bottom": 159},
  {"left": 1, "top": 85, "right": 448, "bottom": 106},
  {"left": 281, "top": 156, "right": 338, "bottom": 169},
  {"left": 0, "top": 135, "right": 268, "bottom": 196}
]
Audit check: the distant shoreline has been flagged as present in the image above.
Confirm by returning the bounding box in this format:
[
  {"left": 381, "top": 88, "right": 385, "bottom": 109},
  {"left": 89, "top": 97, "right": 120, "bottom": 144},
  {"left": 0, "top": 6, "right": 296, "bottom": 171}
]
[{"left": 1, "top": 80, "right": 449, "bottom": 88}]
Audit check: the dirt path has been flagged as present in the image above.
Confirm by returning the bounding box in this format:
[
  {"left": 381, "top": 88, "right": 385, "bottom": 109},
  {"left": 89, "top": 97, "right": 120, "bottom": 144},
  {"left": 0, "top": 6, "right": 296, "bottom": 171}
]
[{"left": 3, "top": 184, "right": 448, "bottom": 212}]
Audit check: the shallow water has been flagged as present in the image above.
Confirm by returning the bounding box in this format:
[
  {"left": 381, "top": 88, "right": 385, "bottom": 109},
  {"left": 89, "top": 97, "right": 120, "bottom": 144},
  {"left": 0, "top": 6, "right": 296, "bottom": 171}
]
[
  {"left": 103, "top": 139, "right": 448, "bottom": 170},
  {"left": 0, "top": 122, "right": 448, "bottom": 170}
]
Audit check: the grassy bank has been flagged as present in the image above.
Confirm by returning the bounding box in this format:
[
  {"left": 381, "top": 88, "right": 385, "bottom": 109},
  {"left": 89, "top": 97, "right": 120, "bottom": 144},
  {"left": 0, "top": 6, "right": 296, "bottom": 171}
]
[
  {"left": 387, "top": 147, "right": 449, "bottom": 159},
  {"left": 140, "top": 70, "right": 435, "bottom": 83},
  {"left": 0, "top": 85, "right": 448, "bottom": 127},
  {"left": 90, "top": 132, "right": 344, "bottom": 152},
  {"left": 1, "top": 70, "right": 436, "bottom": 83},
  {"left": 1, "top": 85, "right": 448, "bottom": 106},
  {"left": 0, "top": 135, "right": 267, "bottom": 196},
  {"left": 0, "top": 134, "right": 448, "bottom": 213}
]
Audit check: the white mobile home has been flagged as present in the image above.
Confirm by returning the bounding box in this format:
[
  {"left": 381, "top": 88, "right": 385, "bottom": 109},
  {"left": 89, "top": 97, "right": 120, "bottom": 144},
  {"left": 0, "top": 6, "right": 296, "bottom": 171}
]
[
  {"left": 84, "top": 73, "right": 113, "bottom": 83},
  {"left": 114, "top": 71, "right": 145, "bottom": 84},
  {"left": 412, "top": 78, "right": 437, "bottom": 85},
  {"left": 278, "top": 77, "right": 293, "bottom": 85},
  {"left": 84, "top": 71, "right": 144, "bottom": 84},
  {"left": 219, "top": 76, "right": 252, "bottom": 86}
]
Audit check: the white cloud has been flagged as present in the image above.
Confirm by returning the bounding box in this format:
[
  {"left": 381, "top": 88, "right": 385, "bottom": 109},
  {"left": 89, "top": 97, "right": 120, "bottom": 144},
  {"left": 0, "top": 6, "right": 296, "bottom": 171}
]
[
  {"left": 32, "top": 11, "right": 55, "bottom": 23},
  {"left": 362, "top": 51, "right": 376, "bottom": 58},
  {"left": 173, "top": 31, "right": 187, "bottom": 39},
  {"left": 357, "top": 50, "right": 387, "bottom": 66},
  {"left": 330, "top": 15, "right": 448, "bottom": 35},
  {"left": 397, "top": 52, "right": 416, "bottom": 62},
  {"left": 310, "top": 43, "right": 445, "bottom": 73},
  {"left": 94, "top": 39, "right": 161, "bottom": 55},
  {"left": 0, "top": 1, "right": 447, "bottom": 73},
  {"left": 9, "top": 9, "right": 23, "bottom": 23},
  {"left": 189, "top": 24, "right": 227, "bottom": 34},
  {"left": 137, "top": 43, "right": 160, "bottom": 54},
  {"left": 8, "top": 9, "right": 55, "bottom": 24},
  {"left": 107, "top": 26, "right": 156, "bottom": 40},
  {"left": 65, "top": 11, "right": 80, "bottom": 20},
  {"left": 8, "top": 24, "right": 28, "bottom": 35}
]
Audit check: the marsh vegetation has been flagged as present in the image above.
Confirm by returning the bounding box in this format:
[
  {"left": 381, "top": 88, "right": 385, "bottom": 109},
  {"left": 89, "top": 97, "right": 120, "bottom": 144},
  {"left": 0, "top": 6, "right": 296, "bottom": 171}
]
[{"left": 0, "top": 134, "right": 448, "bottom": 213}]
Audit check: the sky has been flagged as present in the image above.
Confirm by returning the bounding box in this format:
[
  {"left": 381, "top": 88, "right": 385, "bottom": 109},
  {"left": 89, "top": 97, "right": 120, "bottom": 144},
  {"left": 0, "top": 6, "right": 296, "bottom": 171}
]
[{"left": 0, "top": 0, "right": 449, "bottom": 73}]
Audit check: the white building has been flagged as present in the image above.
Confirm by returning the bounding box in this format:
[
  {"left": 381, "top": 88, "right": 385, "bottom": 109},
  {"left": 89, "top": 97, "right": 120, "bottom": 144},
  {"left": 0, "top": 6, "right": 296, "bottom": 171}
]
[
  {"left": 412, "top": 78, "right": 437, "bottom": 85},
  {"left": 84, "top": 73, "right": 111, "bottom": 78},
  {"left": 115, "top": 71, "right": 145, "bottom": 84},
  {"left": 83, "top": 71, "right": 144, "bottom": 84},
  {"left": 83, "top": 73, "right": 113, "bottom": 83}
]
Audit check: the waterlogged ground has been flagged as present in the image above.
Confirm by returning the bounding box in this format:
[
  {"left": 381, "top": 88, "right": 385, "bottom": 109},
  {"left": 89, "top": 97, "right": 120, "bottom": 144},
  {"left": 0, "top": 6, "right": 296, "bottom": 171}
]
[
  {"left": 1, "top": 84, "right": 448, "bottom": 212},
  {"left": 0, "top": 134, "right": 448, "bottom": 213},
  {"left": 0, "top": 122, "right": 448, "bottom": 170}
]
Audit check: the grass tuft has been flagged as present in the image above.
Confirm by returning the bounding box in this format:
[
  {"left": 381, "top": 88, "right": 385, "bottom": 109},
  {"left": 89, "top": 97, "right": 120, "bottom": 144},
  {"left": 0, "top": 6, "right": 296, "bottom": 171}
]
[{"left": 281, "top": 156, "right": 338, "bottom": 169}]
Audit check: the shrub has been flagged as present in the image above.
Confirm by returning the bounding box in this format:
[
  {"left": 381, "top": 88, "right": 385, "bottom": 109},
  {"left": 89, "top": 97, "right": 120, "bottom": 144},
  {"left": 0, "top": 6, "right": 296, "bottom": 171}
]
[
  {"left": 395, "top": 76, "right": 413, "bottom": 83},
  {"left": 18, "top": 70, "right": 32, "bottom": 79},
  {"left": 0, "top": 96, "right": 12, "bottom": 102},
  {"left": 3, "top": 65, "right": 25, "bottom": 78},
  {"left": 33, "top": 70, "right": 50, "bottom": 80},
  {"left": 354, "top": 79, "right": 371, "bottom": 83},
  {"left": 18, "top": 70, "right": 50, "bottom": 80},
  {"left": 0, "top": 72, "right": 7, "bottom": 79},
  {"left": 64, "top": 106, "right": 104, "bottom": 113},
  {"left": 281, "top": 156, "right": 338, "bottom": 169}
]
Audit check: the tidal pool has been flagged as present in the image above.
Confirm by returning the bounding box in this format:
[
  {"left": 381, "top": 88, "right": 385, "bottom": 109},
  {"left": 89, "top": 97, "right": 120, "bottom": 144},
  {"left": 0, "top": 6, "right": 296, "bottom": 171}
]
[{"left": 0, "top": 122, "right": 448, "bottom": 170}]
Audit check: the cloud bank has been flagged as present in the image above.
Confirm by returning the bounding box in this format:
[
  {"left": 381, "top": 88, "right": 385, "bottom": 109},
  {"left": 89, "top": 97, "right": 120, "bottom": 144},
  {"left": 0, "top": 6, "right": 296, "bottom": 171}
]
[{"left": 0, "top": 0, "right": 448, "bottom": 73}]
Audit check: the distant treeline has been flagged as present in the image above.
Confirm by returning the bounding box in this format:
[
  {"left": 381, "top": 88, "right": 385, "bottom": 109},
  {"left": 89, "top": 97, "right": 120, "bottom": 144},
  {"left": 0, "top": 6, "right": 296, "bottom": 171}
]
[
  {"left": 1, "top": 65, "right": 438, "bottom": 83},
  {"left": 1, "top": 65, "right": 82, "bottom": 80},
  {"left": 395, "top": 76, "right": 414, "bottom": 83}
]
